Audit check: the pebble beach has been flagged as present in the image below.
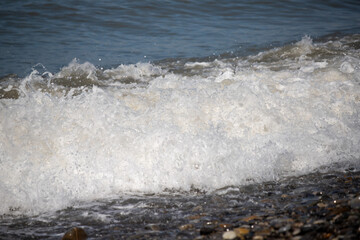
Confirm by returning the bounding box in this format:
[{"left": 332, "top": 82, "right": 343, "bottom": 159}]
[{"left": 2, "top": 169, "right": 359, "bottom": 240}]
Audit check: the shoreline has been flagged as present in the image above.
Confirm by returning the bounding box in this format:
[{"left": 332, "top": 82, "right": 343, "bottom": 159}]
[
  {"left": 186, "top": 170, "right": 360, "bottom": 240},
  {"left": 2, "top": 169, "right": 359, "bottom": 239}
]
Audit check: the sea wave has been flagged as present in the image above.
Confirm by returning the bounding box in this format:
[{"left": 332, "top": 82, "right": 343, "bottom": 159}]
[{"left": 0, "top": 35, "right": 359, "bottom": 215}]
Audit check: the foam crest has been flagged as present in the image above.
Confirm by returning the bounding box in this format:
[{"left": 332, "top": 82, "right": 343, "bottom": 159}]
[
  {"left": 0, "top": 36, "right": 360, "bottom": 215},
  {"left": 103, "top": 62, "right": 165, "bottom": 82}
]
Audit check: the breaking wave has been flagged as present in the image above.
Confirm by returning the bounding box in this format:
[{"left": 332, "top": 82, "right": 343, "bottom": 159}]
[{"left": 1, "top": 35, "right": 360, "bottom": 215}]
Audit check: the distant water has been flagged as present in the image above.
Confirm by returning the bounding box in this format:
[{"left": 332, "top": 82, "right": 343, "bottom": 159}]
[
  {"left": 0, "top": 0, "right": 360, "bottom": 238},
  {"left": 0, "top": 0, "right": 359, "bottom": 76}
]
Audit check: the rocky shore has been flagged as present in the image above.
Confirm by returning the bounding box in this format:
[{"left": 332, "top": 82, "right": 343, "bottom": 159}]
[
  {"left": 64, "top": 169, "right": 360, "bottom": 240},
  {"left": 2, "top": 169, "right": 360, "bottom": 240},
  {"left": 172, "top": 169, "right": 360, "bottom": 240}
]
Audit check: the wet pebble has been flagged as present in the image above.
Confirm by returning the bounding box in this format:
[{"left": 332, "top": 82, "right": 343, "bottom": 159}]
[
  {"left": 317, "top": 202, "right": 327, "bottom": 208},
  {"left": 254, "top": 228, "right": 271, "bottom": 236},
  {"left": 222, "top": 230, "right": 237, "bottom": 239},
  {"left": 179, "top": 223, "right": 193, "bottom": 231},
  {"left": 242, "top": 215, "right": 262, "bottom": 223},
  {"left": 313, "top": 220, "right": 326, "bottom": 225},
  {"left": 234, "top": 227, "right": 250, "bottom": 236},
  {"left": 149, "top": 224, "right": 160, "bottom": 231},
  {"left": 192, "top": 206, "right": 203, "bottom": 212},
  {"left": 200, "top": 227, "right": 215, "bottom": 235},
  {"left": 252, "top": 235, "right": 264, "bottom": 240},
  {"left": 62, "top": 227, "right": 87, "bottom": 240},
  {"left": 292, "top": 228, "right": 301, "bottom": 235},
  {"left": 219, "top": 223, "right": 232, "bottom": 229},
  {"left": 188, "top": 214, "right": 204, "bottom": 220},
  {"left": 349, "top": 196, "right": 360, "bottom": 209},
  {"left": 278, "top": 224, "right": 291, "bottom": 233}
]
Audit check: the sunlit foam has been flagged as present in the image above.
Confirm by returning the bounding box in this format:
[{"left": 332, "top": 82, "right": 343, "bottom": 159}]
[{"left": 0, "top": 35, "right": 359, "bottom": 215}]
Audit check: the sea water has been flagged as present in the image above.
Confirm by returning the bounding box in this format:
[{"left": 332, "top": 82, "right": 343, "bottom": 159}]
[{"left": 0, "top": 0, "right": 360, "bottom": 239}]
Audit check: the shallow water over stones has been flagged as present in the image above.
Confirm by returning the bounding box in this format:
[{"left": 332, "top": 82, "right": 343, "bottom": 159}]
[{"left": 1, "top": 169, "right": 360, "bottom": 239}]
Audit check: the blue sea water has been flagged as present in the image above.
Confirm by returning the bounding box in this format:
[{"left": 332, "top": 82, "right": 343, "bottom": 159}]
[{"left": 1, "top": 0, "right": 359, "bottom": 76}]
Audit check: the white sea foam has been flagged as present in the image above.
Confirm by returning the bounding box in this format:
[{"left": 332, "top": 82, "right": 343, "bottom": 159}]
[{"left": 0, "top": 36, "right": 359, "bottom": 215}]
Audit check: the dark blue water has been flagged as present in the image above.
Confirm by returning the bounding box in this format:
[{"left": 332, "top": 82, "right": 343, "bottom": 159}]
[{"left": 1, "top": 0, "right": 359, "bottom": 77}]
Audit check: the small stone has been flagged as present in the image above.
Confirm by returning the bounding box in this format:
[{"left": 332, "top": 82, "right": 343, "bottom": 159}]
[
  {"left": 301, "top": 224, "right": 313, "bottom": 233},
  {"left": 331, "top": 213, "right": 343, "bottom": 223},
  {"left": 317, "top": 202, "right": 327, "bottom": 208},
  {"left": 188, "top": 215, "right": 202, "bottom": 220},
  {"left": 222, "top": 231, "right": 237, "bottom": 240},
  {"left": 270, "top": 218, "right": 292, "bottom": 229},
  {"left": 62, "top": 227, "right": 87, "bottom": 240},
  {"left": 281, "top": 194, "right": 289, "bottom": 198},
  {"left": 149, "top": 224, "right": 160, "bottom": 231},
  {"left": 313, "top": 220, "right": 326, "bottom": 225},
  {"left": 322, "top": 233, "right": 332, "bottom": 239},
  {"left": 219, "top": 223, "right": 232, "bottom": 229},
  {"left": 293, "top": 228, "right": 301, "bottom": 235},
  {"left": 252, "top": 235, "right": 264, "bottom": 240},
  {"left": 330, "top": 206, "right": 348, "bottom": 215},
  {"left": 349, "top": 196, "right": 360, "bottom": 209},
  {"left": 200, "top": 227, "right": 215, "bottom": 235},
  {"left": 293, "top": 222, "right": 303, "bottom": 228},
  {"left": 255, "top": 228, "right": 271, "bottom": 236},
  {"left": 192, "top": 205, "right": 203, "bottom": 212},
  {"left": 206, "top": 220, "right": 218, "bottom": 226},
  {"left": 278, "top": 224, "right": 291, "bottom": 233},
  {"left": 234, "top": 227, "right": 250, "bottom": 236},
  {"left": 348, "top": 214, "right": 359, "bottom": 222},
  {"left": 260, "top": 198, "right": 272, "bottom": 203},
  {"left": 179, "top": 224, "right": 193, "bottom": 231},
  {"left": 258, "top": 221, "right": 270, "bottom": 226},
  {"left": 242, "top": 215, "right": 261, "bottom": 222}
]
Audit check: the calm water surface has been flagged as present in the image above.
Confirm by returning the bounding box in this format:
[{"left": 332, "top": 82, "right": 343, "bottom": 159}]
[{"left": 0, "top": 0, "right": 359, "bottom": 76}]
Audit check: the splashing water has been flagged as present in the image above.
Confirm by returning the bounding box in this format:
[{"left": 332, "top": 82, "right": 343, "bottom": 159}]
[{"left": 0, "top": 35, "right": 360, "bottom": 215}]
